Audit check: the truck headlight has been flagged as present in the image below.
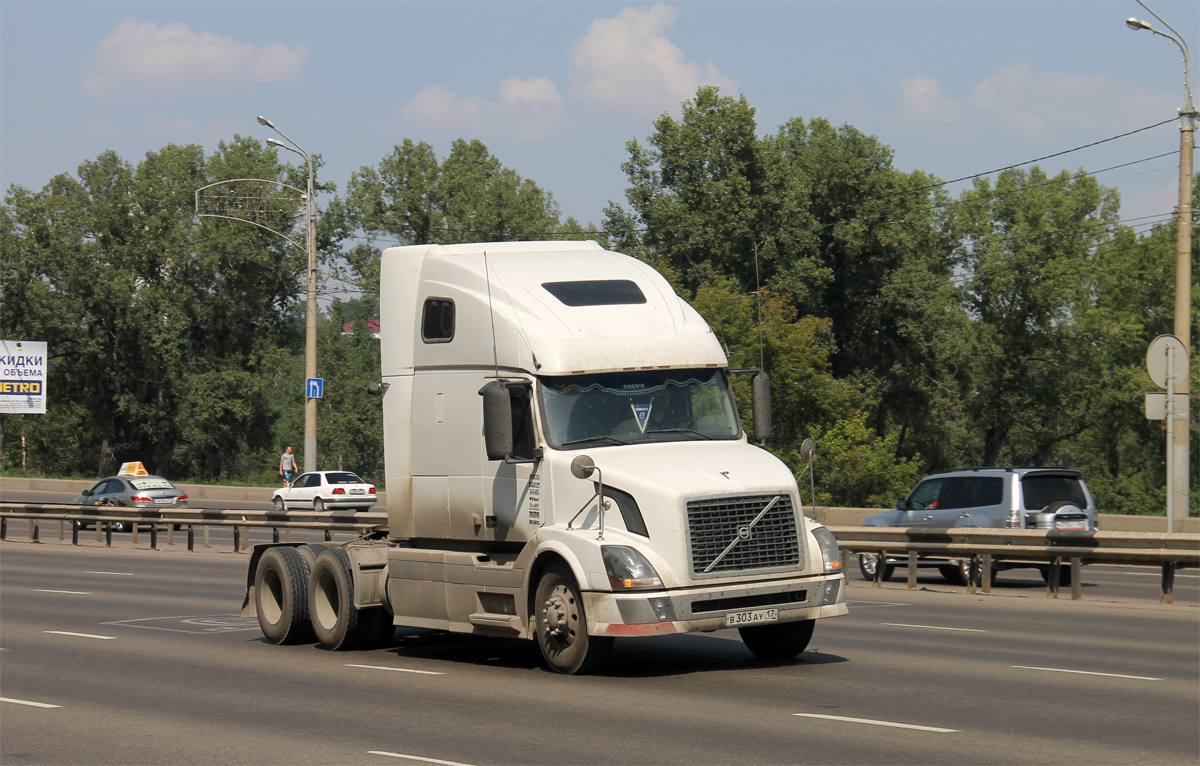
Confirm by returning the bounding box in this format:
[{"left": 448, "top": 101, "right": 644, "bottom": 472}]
[
  {"left": 602, "top": 546, "right": 663, "bottom": 590},
  {"left": 811, "top": 527, "right": 843, "bottom": 574}
]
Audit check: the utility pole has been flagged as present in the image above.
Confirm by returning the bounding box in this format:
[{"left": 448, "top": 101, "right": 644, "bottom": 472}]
[{"left": 1127, "top": 1, "right": 1196, "bottom": 525}]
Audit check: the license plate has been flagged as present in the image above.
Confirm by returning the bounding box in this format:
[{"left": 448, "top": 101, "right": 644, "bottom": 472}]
[
  {"left": 725, "top": 608, "right": 778, "bottom": 627},
  {"left": 350, "top": 488, "right": 365, "bottom": 495},
  {"left": 1056, "top": 519, "right": 1086, "bottom": 530},
  {"left": 153, "top": 497, "right": 174, "bottom": 505}
]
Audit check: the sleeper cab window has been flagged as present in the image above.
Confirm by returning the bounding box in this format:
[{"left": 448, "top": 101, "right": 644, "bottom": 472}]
[
  {"left": 542, "top": 279, "right": 646, "bottom": 307},
  {"left": 422, "top": 298, "right": 455, "bottom": 343}
]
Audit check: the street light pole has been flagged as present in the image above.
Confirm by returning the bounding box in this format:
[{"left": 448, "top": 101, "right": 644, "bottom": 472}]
[
  {"left": 258, "top": 116, "right": 319, "bottom": 473},
  {"left": 1127, "top": 2, "right": 1196, "bottom": 526}
]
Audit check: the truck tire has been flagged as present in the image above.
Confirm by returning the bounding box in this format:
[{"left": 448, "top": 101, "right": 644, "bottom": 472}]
[
  {"left": 739, "top": 619, "right": 815, "bottom": 661},
  {"left": 308, "top": 548, "right": 368, "bottom": 651},
  {"left": 254, "top": 546, "right": 312, "bottom": 645},
  {"left": 858, "top": 553, "right": 893, "bottom": 582},
  {"left": 534, "top": 562, "right": 613, "bottom": 675},
  {"left": 296, "top": 543, "right": 328, "bottom": 571}
]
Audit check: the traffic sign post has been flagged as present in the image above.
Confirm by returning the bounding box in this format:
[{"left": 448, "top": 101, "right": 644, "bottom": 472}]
[{"left": 1145, "top": 335, "right": 1189, "bottom": 533}]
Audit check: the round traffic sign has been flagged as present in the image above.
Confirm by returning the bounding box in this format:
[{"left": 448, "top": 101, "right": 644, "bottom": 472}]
[{"left": 1146, "top": 334, "right": 1188, "bottom": 390}]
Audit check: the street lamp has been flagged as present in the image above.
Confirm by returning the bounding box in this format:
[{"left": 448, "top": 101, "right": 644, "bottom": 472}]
[
  {"left": 1126, "top": 1, "right": 1196, "bottom": 528},
  {"left": 258, "top": 115, "right": 320, "bottom": 473}
]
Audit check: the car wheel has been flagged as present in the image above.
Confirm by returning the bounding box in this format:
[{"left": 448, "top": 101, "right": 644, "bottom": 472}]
[
  {"left": 273, "top": 496, "right": 285, "bottom": 512},
  {"left": 939, "top": 564, "right": 967, "bottom": 585},
  {"left": 313, "top": 497, "right": 326, "bottom": 513},
  {"left": 858, "top": 553, "right": 893, "bottom": 581},
  {"left": 254, "top": 546, "right": 312, "bottom": 645},
  {"left": 1039, "top": 565, "right": 1072, "bottom": 587},
  {"left": 308, "top": 548, "right": 368, "bottom": 651},
  {"left": 739, "top": 619, "right": 815, "bottom": 661},
  {"left": 534, "top": 562, "right": 612, "bottom": 674}
]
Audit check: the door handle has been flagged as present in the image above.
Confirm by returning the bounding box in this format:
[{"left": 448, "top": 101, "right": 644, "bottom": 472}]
[{"left": 922, "top": 514, "right": 933, "bottom": 521}]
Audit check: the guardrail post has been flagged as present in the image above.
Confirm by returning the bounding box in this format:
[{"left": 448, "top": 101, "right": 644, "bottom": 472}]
[
  {"left": 1047, "top": 558, "right": 1061, "bottom": 598},
  {"left": 966, "top": 556, "right": 978, "bottom": 594},
  {"left": 1071, "top": 557, "right": 1082, "bottom": 600},
  {"left": 981, "top": 554, "right": 993, "bottom": 595},
  {"left": 324, "top": 530, "right": 333, "bottom": 542},
  {"left": 906, "top": 551, "right": 917, "bottom": 589},
  {"left": 71, "top": 522, "right": 79, "bottom": 546},
  {"left": 131, "top": 524, "right": 138, "bottom": 545},
  {"left": 272, "top": 527, "right": 280, "bottom": 544},
  {"left": 187, "top": 526, "right": 195, "bottom": 552},
  {"left": 104, "top": 523, "right": 112, "bottom": 548},
  {"left": 233, "top": 526, "right": 241, "bottom": 552},
  {"left": 30, "top": 519, "right": 38, "bottom": 543},
  {"left": 241, "top": 526, "right": 249, "bottom": 552},
  {"left": 1, "top": 516, "right": 6, "bottom": 540},
  {"left": 58, "top": 521, "right": 64, "bottom": 541},
  {"left": 149, "top": 524, "right": 158, "bottom": 550},
  {"left": 1161, "top": 563, "right": 1176, "bottom": 604}
]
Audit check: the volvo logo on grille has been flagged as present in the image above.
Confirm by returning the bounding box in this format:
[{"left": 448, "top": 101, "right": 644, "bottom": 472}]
[{"left": 738, "top": 526, "right": 752, "bottom": 540}]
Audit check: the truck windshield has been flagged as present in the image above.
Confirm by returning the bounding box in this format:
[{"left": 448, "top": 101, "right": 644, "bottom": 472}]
[{"left": 540, "top": 369, "right": 741, "bottom": 448}]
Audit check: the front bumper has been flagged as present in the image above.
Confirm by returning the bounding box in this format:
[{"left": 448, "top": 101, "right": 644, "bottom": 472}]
[{"left": 583, "top": 573, "right": 848, "bottom": 637}]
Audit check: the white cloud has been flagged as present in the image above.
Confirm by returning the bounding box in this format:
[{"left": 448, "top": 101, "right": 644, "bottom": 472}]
[
  {"left": 82, "top": 17, "right": 308, "bottom": 98},
  {"left": 891, "top": 64, "right": 1174, "bottom": 140},
  {"left": 568, "top": 3, "right": 737, "bottom": 115},
  {"left": 894, "top": 75, "right": 963, "bottom": 124},
  {"left": 401, "top": 77, "right": 567, "bottom": 140}
]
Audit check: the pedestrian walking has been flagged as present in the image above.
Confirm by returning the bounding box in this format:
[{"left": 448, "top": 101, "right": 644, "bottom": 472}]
[{"left": 279, "top": 446, "right": 298, "bottom": 487}]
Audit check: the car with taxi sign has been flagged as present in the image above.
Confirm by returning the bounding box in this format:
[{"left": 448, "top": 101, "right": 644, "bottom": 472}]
[{"left": 71, "top": 462, "right": 189, "bottom": 531}]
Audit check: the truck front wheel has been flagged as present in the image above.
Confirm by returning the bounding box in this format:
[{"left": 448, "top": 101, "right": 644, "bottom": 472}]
[
  {"left": 739, "top": 619, "right": 815, "bottom": 661},
  {"left": 254, "top": 546, "right": 311, "bottom": 645},
  {"left": 308, "top": 548, "right": 366, "bottom": 651},
  {"left": 534, "top": 562, "right": 612, "bottom": 675}
]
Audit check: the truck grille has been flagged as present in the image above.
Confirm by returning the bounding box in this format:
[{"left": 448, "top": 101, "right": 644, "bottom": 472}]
[{"left": 686, "top": 494, "right": 801, "bottom": 577}]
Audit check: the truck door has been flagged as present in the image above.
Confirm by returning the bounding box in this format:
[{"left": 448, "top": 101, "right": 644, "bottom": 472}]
[{"left": 484, "top": 379, "right": 542, "bottom": 543}]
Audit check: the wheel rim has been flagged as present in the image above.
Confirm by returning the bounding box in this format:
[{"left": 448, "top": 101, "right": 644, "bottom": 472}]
[
  {"left": 311, "top": 567, "right": 339, "bottom": 631},
  {"left": 861, "top": 554, "right": 878, "bottom": 576},
  {"left": 314, "top": 498, "right": 325, "bottom": 512}
]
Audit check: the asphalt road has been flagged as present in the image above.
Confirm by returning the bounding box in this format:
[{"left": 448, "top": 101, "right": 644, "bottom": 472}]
[{"left": 2, "top": 541, "right": 1197, "bottom": 765}]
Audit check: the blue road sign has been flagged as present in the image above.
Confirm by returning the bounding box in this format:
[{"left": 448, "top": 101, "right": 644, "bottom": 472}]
[{"left": 306, "top": 378, "right": 324, "bottom": 398}]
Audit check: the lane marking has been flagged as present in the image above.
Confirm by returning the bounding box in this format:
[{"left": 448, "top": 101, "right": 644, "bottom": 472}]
[
  {"left": 793, "top": 713, "right": 958, "bottom": 733},
  {"left": 368, "top": 751, "right": 474, "bottom": 765},
  {"left": 346, "top": 664, "right": 444, "bottom": 676},
  {"left": 1011, "top": 665, "right": 1161, "bottom": 681},
  {"left": 1, "top": 697, "right": 62, "bottom": 709},
  {"left": 87, "top": 571, "right": 134, "bottom": 576},
  {"left": 44, "top": 631, "right": 116, "bottom": 640},
  {"left": 882, "top": 623, "right": 985, "bottom": 633},
  {"left": 33, "top": 589, "right": 91, "bottom": 595},
  {"left": 845, "top": 600, "right": 910, "bottom": 608}
]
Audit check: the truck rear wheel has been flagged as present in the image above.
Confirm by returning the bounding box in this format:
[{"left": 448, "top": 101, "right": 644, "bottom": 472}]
[
  {"left": 534, "top": 562, "right": 612, "bottom": 675},
  {"left": 739, "top": 619, "right": 815, "bottom": 661},
  {"left": 254, "top": 546, "right": 311, "bottom": 645},
  {"left": 308, "top": 548, "right": 367, "bottom": 651}
]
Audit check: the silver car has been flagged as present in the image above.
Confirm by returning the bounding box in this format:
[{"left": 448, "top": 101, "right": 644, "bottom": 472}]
[
  {"left": 72, "top": 474, "right": 189, "bottom": 531},
  {"left": 858, "top": 468, "right": 1098, "bottom": 585}
]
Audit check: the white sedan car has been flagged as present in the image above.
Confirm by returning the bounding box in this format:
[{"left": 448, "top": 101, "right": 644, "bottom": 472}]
[{"left": 271, "top": 471, "right": 377, "bottom": 512}]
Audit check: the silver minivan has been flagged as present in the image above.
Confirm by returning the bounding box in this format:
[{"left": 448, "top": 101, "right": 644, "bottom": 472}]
[{"left": 858, "top": 468, "right": 1098, "bottom": 585}]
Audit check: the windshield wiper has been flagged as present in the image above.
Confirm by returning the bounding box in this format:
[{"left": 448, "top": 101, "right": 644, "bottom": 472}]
[
  {"left": 645, "top": 428, "right": 714, "bottom": 440},
  {"left": 561, "top": 435, "right": 630, "bottom": 448}
]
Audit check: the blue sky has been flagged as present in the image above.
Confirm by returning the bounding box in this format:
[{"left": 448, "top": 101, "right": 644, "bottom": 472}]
[{"left": 2, "top": 1, "right": 1197, "bottom": 236}]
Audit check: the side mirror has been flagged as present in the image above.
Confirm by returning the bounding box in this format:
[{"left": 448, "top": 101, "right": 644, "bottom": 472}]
[
  {"left": 81, "top": 489, "right": 92, "bottom": 497},
  {"left": 479, "top": 380, "right": 514, "bottom": 461},
  {"left": 571, "top": 455, "right": 596, "bottom": 479},
  {"left": 894, "top": 498, "right": 908, "bottom": 510},
  {"left": 751, "top": 371, "right": 772, "bottom": 444}
]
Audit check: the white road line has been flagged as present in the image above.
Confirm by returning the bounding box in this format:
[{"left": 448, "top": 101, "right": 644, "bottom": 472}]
[
  {"left": 87, "top": 571, "right": 134, "bottom": 576},
  {"left": 1, "top": 697, "right": 62, "bottom": 709},
  {"left": 883, "top": 623, "right": 986, "bottom": 633},
  {"left": 368, "top": 751, "right": 474, "bottom": 765},
  {"left": 793, "top": 713, "right": 958, "bottom": 733},
  {"left": 33, "top": 589, "right": 91, "bottom": 595},
  {"left": 1011, "top": 665, "right": 1162, "bottom": 681},
  {"left": 44, "top": 631, "right": 116, "bottom": 640},
  {"left": 346, "top": 663, "right": 444, "bottom": 676}
]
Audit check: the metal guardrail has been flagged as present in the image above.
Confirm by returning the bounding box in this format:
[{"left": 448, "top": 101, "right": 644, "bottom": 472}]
[
  {"left": 3, "top": 503, "right": 1197, "bottom": 603},
  {"left": 827, "top": 525, "right": 1200, "bottom": 604},
  {"left": 0, "top": 502, "right": 386, "bottom": 552}
]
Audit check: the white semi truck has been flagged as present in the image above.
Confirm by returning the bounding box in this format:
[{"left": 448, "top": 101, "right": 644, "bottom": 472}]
[{"left": 242, "top": 240, "right": 847, "bottom": 674}]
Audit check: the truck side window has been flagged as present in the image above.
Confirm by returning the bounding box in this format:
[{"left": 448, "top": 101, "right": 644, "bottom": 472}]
[{"left": 422, "top": 298, "right": 455, "bottom": 343}]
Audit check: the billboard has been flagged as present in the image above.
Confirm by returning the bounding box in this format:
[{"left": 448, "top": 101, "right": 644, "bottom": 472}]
[{"left": 0, "top": 340, "right": 47, "bottom": 415}]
